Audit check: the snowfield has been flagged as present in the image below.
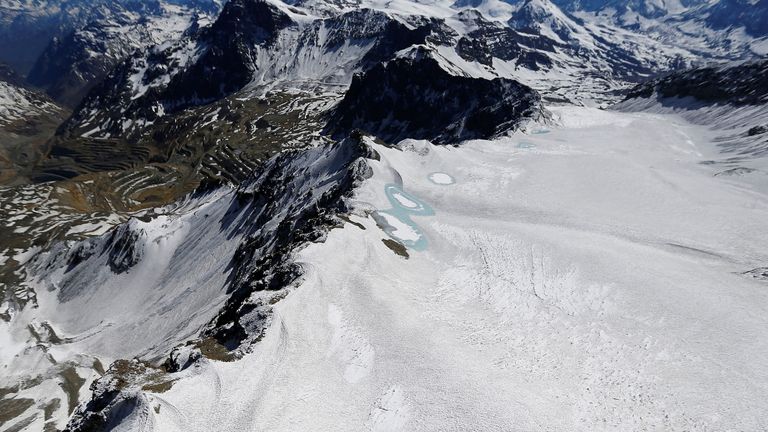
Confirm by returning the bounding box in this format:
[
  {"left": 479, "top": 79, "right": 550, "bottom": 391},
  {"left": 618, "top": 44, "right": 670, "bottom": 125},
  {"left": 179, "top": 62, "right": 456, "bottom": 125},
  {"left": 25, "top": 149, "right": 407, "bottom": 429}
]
[{"left": 145, "top": 107, "right": 768, "bottom": 431}]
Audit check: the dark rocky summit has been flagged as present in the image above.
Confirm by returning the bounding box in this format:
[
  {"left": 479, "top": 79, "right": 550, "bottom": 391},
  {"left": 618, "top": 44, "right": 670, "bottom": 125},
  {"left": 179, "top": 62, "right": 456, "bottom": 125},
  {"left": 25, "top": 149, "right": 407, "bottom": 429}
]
[{"left": 327, "top": 47, "right": 544, "bottom": 144}]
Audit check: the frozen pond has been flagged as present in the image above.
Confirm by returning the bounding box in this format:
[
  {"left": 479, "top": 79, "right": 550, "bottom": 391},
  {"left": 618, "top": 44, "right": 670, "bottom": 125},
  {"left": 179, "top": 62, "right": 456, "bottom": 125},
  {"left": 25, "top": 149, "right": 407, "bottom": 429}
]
[
  {"left": 385, "top": 185, "right": 433, "bottom": 215},
  {"left": 428, "top": 172, "right": 455, "bottom": 185},
  {"left": 373, "top": 184, "right": 436, "bottom": 250}
]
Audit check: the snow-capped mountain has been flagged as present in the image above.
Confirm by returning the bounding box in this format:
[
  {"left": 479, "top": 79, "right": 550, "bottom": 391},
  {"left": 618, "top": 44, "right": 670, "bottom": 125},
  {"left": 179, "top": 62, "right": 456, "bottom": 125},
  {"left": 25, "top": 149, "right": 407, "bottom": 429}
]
[
  {"left": 551, "top": 0, "right": 709, "bottom": 18},
  {"left": 25, "top": 1, "right": 219, "bottom": 106},
  {"left": 554, "top": 0, "right": 768, "bottom": 58},
  {"left": 0, "top": 0, "right": 218, "bottom": 77},
  {"left": 38, "top": 0, "right": 556, "bottom": 185},
  {"left": 1, "top": 0, "right": 768, "bottom": 431},
  {"left": 52, "top": 0, "right": 704, "bottom": 148},
  {"left": 506, "top": 0, "right": 693, "bottom": 78}
]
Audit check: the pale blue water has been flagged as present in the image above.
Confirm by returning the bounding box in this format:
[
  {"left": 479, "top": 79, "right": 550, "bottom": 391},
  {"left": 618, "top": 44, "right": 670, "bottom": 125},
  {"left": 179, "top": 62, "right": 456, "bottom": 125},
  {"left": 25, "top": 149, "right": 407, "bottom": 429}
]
[
  {"left": 384, "top": 184, "right": 434, "bottom": 216},
  {"left": 373, "top": 183, "right": 435, "bottom": 251}
]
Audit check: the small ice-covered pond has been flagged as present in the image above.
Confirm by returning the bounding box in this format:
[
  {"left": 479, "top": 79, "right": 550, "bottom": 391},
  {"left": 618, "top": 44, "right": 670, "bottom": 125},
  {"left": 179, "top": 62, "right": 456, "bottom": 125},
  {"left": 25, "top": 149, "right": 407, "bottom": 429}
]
[
  {"left": 373, "top": 180, "right": 447, "bottom": 251},
  {"left": 428, "top": 172, "right": 455, "bottom": 185},
  {"left": 375, "top": 211, "right": 424, "bottom": 245}
]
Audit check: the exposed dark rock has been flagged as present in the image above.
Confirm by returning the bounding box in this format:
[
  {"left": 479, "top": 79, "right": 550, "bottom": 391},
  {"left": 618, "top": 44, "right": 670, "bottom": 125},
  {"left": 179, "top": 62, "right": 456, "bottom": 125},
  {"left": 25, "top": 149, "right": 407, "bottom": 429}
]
[
  {"left": 66, "top": 242, "right": 98, "bottom": 272},
  {"left": 202, "top": 134, "right": 373, "bottom": 351},
  {"left": 452, "top": 10, "right": 554, "bottom": 69},
  {"left": 254, "top": 117, "right": 272, "bottom": 129},
  {"left": 103, "top": 222, "right": 145, "bottom": 274},
  {"left": 327, "top": 47, "right": 544, "bottom": 144},
  {"left": 743, "top": 267, "right": 768, "bottom": 281},
  {"left": 59, "top": 0, "right": 295, "bottom": 141},
  {"left": 624, "top": 59, "right": 768, "bottom": 106},
  {"left": 748, "top": 125, "right": 768, "bottom": 136},
  {"left": 714, "top": 167, "right": 758, "bottom": 177},
  {"left": 161, "top": 0, "right": 294, "bottom": 105}
]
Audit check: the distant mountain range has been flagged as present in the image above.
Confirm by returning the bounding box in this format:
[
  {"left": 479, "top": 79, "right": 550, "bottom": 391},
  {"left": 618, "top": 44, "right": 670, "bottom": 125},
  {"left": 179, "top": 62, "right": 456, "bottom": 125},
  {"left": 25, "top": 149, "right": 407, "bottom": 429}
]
[
  {"left": 0, "top": 0, "right": 221, "bottom": 104},
  {"left": 0, "top": 0, "right": 764, "bottom": 111}
]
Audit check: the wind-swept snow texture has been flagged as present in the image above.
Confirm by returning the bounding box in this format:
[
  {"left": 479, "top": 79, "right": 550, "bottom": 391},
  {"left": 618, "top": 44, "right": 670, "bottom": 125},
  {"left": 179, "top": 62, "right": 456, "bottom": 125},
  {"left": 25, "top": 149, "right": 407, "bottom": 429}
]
[
  {"left": 140, "top": 106, "right": 768, "bottom": 431},
  {"left": 615, "top": 59, "right": 768, "bottom": 189}
]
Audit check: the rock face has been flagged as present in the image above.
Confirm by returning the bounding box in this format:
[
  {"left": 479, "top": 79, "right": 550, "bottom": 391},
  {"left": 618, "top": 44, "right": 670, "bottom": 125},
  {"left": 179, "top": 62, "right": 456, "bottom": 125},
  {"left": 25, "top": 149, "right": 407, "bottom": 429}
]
[
  {"left": 201, "top": 133, "right": 374, "bottom": 351},
  {"left": 0, "top": 0, "right": 218, "bottom": 78},
  {"left": 56, "top": 0, "right": 296, "bottom": 142},
  {"left": 455, "top": 10, "right": 554, "bottom": 70},
  {"left": 327, "top": 47, "right": 544, "bottom": 144},
  {"left": 26, "top": 1, "right": 218, "bottom": 107},
  {"left": 104, "top": 222, "right": 145, "bottom": 274},
  {"left": 162, "top": 0, "right": 294, "bottom": 104},
  {"left": 625, "top": 59, "right": 768, "bottom": 106}
]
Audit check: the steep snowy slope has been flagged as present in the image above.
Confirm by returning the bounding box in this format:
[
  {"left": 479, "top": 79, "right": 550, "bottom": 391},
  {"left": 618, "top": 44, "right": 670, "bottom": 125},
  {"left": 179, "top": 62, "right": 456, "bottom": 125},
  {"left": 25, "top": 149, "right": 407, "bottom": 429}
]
[
  {"left": 0, "top": 138, "right": 371, "bottom": 431},
  {"left": 127, "top": 107, "right": 768, "bottom": 431}
]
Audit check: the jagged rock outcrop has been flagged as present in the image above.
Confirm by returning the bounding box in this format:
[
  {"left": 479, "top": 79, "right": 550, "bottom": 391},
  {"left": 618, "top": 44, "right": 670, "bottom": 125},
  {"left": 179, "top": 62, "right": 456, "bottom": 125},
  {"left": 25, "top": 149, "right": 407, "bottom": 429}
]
[
  {"left": 327, "top": 47, "right": 545, "bottom": 144},
  {"left": 60, "top": 0, "right": 294, "bottom": 139},
  {"left": 455, "top": 10, "right": 553, "bottom": 69},
  {"left": 201, "top": 133, "right": 374, "bottom": 351},
  {"left": 104, "top": 222, "right": 146, "bottom": 274},
  {"left": 625, "top": 59, "right": 768, "bottom": 106}
]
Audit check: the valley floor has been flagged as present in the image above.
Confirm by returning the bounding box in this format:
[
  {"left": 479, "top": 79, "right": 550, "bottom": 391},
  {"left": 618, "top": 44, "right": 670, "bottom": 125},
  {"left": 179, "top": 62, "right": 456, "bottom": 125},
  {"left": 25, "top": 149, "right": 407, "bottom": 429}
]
[{"left": 144, "top": 107, "right": 768, "bottom": 431}]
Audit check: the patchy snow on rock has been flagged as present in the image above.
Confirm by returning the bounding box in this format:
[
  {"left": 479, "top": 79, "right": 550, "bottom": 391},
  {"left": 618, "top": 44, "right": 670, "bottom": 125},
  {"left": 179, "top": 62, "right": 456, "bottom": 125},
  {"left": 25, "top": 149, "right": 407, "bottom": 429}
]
[{"left": 0, "top": 81, "right": 57, "bottom": 125}]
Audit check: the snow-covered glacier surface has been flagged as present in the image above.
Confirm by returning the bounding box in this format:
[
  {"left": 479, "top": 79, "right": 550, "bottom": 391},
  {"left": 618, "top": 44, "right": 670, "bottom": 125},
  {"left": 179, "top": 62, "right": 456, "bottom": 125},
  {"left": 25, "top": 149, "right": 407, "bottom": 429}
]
[{"left": 145, "top": 107, "right": 768, "bottom": 431}]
